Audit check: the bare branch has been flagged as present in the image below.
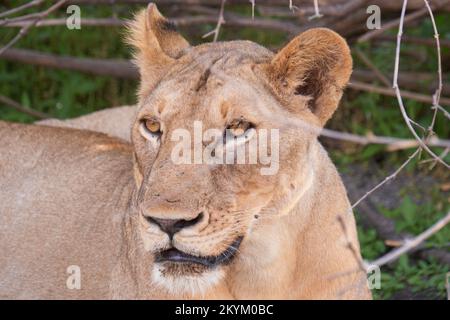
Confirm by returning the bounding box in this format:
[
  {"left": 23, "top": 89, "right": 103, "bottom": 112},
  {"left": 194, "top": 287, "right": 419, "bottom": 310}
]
[
  {"left": 423, "top": 0, "right": 443, "bottom": 138},
  {"left": 0, "top": 0, "right": 68, "bottom": 56},
  {"left": 0, "top": 0, "right": 45, "bottom": 19},
  {"left": 432, "top": 105, "right": 450, "bottom": 120},
  {"left": 0, "top": 48, "right": 138, "bottom": 79},
  {"left": 352, "top": 69, "right": 450, "bottom": 96},
  {"left": 348, "top": 195, "right": 450, "bottom": 265},
  {"left": 1, "top": 17, "right": 123, "bottom": 27},
  {"left": 357, "top": 0, "right": 450, "bottom": 43},
  {"left": 370, "top": 211, "right": 450, "bottom": 268},
  {"left": 2, "top": 15, "right": 301, "bottom": 34},
  {"left": 308, "top": 0, "right": 323, "bottom": 20},
  {"left": 321, "top": 128, "right": 450, "bottom": 150},
  {"left": 0, "top": 94, "right": 50, "bottom": 119},
  {"left": 354, "top": 48, "right": 391, "bottom": 87},
  {"left": 348, "top": 81, "right": 450, "bottom": 106},
  {"left": 289, "top": 0, "right": 298, "bottom": 12},
  {"left": 350, "top": 148, "right": 421, "bottom": 210},
  {"left": 374, "top": 34, "right": 450, "bottom": 49},
  {"left": 337, "top": 215, "right": 368, "bottom": 273},
  {"left": 392, "top": 0, "right": 449, "bottom": 168},
  {"left": 202, "top": 0, "right": 226, "bottom": 42}
]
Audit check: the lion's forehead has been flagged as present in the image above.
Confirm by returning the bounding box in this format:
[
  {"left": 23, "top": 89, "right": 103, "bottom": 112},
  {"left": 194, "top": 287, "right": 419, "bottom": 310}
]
[
  {"left": 154, "top": 70, "right": 278, "bottom": 126},
  {"left": 164, "top": 41, "right": 271, "bottom": 85}
]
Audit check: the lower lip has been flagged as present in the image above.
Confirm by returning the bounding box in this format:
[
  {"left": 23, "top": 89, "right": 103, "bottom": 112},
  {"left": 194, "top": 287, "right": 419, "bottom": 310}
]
[
  {"left": 154, "top": 237, "right": 243, "bottom": 268},
  {"left": 154, "top": 248, "right": 215, "bottom": 266}
]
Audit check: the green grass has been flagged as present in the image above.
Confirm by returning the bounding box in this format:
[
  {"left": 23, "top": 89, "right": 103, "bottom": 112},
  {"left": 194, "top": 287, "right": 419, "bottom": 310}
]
[
  {"left": 358, "top": 226, "right": 448, "bottom": 300},
  {"left": 1, "top": 2, "right": 449, "bottom": 299},
  {"left": 357, "top": 193, "right": 450, "bottom": 299}
]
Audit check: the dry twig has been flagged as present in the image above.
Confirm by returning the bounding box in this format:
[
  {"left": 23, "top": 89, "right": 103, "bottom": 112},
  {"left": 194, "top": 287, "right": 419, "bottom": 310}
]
[
  {"left": 1, "top": 14, "right": 301, "bottom": 34},
  {"left": 354, "top": 48, "right": 391, "bottom": 87},
  {"left": 350, "top": 148, "right": 421, "bottom": 210},
  {"left": 348, "top": 81, "right": 450, "bottom": 106},
  {"left": 423, "top": 0, "right": 443, "bottom": 139},
  {"left": 0, "top": 0, "right": 68, "bottom": 56},
  {"left": 308, "top": 0, "right": 323, "bottom": 20},
  {"left": 0, "top": 0, "right": 45, "bottom": 19},
  {"left": 357, "top": 0, "right": 450, "bottom": 42},
  {"left": 202, "top": 0, "right": 226, "bottom": 42},
  {"left": 369, "top": 211, "right": 450, "bottom": 267},
  {"left": 0, "top": 94, "right": 50, "bottom": 119},
  {"left": 392, "top": 0, "right": 449, "bottom": 168}
]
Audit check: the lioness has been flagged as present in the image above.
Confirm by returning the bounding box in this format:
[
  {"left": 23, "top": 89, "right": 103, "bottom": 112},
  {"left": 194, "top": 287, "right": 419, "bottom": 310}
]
[{"left": 0, "top": 4, "right": 371, "bottom": 299}]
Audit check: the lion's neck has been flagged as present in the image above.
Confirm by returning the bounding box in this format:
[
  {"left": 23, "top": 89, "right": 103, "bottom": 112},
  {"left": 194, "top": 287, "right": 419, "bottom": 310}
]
[
  {"left": 226, "top": 145, "right": 321, "bottom": 299},
  {"left": 226, "top": 143, "right": 367, "bottom": 299},
  {"left": 227, "top": 180, "right": 317, "bottom": 299}
]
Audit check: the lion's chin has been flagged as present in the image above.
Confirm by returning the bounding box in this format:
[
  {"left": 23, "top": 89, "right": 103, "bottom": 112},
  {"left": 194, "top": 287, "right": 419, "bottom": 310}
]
[
  {"left": 151, "top": 262, "right": 225, "bottom": 297},
  {"left": 150, "top": 237, "right": 243, "bottom": 296}
]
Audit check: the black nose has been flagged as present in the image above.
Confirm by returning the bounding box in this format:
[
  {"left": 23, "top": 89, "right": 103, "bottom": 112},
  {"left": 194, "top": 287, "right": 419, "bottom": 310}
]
[{"left": 146, "top": 212, "right": 203, "bottom": 239}]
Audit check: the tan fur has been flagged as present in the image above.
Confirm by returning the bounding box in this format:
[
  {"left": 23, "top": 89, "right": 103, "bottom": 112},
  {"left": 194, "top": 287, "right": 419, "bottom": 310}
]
[
  {"left": 37, "top": 105, "right": 136, "bottom": 141},
  {"left": 1, "top": 4, "right": 371, "bottom": 299}
]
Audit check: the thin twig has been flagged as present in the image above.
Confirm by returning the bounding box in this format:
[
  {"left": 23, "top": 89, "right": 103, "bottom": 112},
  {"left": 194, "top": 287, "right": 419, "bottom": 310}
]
[
  {"left": 308, "top": 0, "right": 323, "bottom": 20},
  {"left": 250, "top": 0, "right": 255, "bottom": 19},
  {"left": 289, "top": 0, "right": 298, "bottom": 12},
  {"left": 370, "top": 211, "right": 450, "bottom": 267},
  {"left": 352, "top": 69, "right": 450, "bottom": 96},
  {"left": 0, "top": 12, "right": 47, "bottom": 27},
  {"left": 1, "top": 17, "right": 123, "bottom": 27},
  {"left": 420, "top": 147, "right": 449, "bottom": 170},
  {"left": 2, "top": 14, "right": 302, "bottom": 34},
  {"left": 350, "top": 148, "right": 421, "bottom": 210},
  {"left": 321, "top": 128, "right": 450, "bottom": 150},
  {"left": 354, "top": 48, "right": 391, "bottom": 87},
  {"left": 348, "top": 81, "right": 450, "bottom": 106},
  {"left": 0, "top": 0, "right": 68, "bottom": 57},
  {"left": 0, "top": 48, "right": 138, "bottom": 79},
  {"left": 374, "top": 35, "right": 450, "bottom": 49},
  {"left": 347, "top": 194, "right": 450, "bottom": 265},
  {"left": 423, "top": 0, "right": 443, "bottom": 139},
  {"left": 357, "top": 0, "right": 450, "bottom": 43},
  {"left": 0, "top": 94, "right": 50, "bottom": 119},
  {"left": 0, "top": 0, "right": 44, "bottom": 19},
  {"left": 432, "top": 104, "right": 450, "bottom": 120},
  {"left": 202, "top": 0, "right": 226, "bottom": 42},
  {"left": 393, "top": 0, "right": 449, "bottom": 168},
  {"left": 337, "top": 215, "right": 367, "bottom": 272}
]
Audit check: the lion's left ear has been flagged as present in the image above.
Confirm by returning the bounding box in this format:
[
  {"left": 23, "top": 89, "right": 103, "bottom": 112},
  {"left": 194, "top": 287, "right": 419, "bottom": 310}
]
[{"left": 263, "top": 28, "right": 352, "bottom": 126}]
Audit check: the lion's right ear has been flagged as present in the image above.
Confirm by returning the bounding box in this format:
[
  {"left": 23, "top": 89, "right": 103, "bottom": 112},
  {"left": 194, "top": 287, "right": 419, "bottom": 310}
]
[{"left": 126, "top": 3, "right": 190, "bottom": 98}]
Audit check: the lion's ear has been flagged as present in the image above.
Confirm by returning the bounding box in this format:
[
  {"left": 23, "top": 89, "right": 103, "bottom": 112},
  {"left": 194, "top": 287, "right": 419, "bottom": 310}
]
[
  {"left": 264, "top": 28, "right": 352, "bottom": 126},
  {"left": 126, "top": 3, "right": 190, "bottom": 97}
]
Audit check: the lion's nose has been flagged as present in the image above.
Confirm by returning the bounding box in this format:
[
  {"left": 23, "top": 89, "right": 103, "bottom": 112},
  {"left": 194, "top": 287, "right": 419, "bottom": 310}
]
[{"left": 146, "top": 212, "right": 203, "bottom": 239}]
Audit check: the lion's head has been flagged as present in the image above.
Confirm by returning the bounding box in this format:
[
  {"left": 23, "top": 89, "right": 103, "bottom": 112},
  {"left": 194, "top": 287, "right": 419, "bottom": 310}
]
[{"left": 127, "top": 4, "right": 352, "bottom": 295}]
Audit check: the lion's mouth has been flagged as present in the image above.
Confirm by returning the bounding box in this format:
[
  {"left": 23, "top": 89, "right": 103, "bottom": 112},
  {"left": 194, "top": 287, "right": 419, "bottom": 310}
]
[{"left": 154, "top": 237, "right": 243, "bottom": 268}]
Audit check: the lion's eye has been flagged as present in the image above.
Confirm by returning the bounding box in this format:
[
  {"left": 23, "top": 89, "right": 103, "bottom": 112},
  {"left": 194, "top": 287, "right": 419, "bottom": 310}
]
[
  {"left": 139, "top": 118, "right": 162, "bottom": 143},
  {"left": 144, "top": 119, "right": 161, "bottom": 134},
  {"left": 227, "top": 118, "right": 253, "bottom": 137}
]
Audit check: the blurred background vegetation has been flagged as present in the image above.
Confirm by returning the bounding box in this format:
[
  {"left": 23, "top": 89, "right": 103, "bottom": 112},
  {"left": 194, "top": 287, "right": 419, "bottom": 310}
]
[{"left": 1, "top": 0, "right": 449, "bottom": 299}]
